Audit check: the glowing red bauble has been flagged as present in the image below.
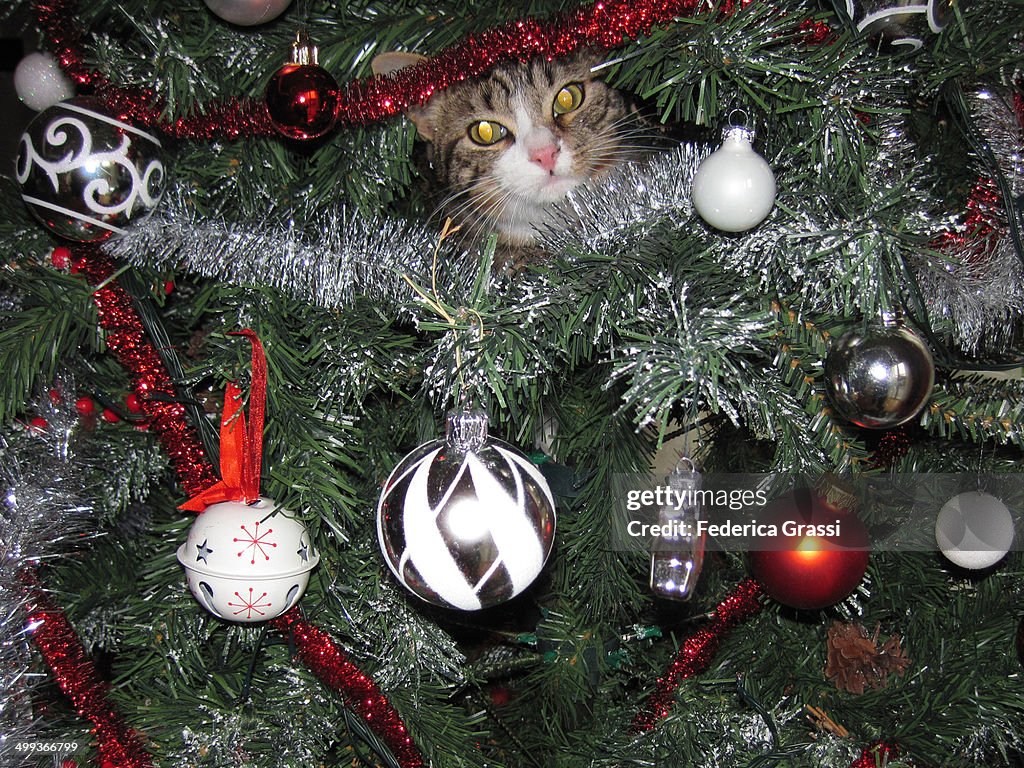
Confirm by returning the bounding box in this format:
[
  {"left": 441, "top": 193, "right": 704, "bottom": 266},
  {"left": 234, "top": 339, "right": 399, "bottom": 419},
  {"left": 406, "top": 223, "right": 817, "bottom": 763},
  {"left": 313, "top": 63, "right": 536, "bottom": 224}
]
[
  {"left": 748, "top": 494, "right": 869, "bottom": 610},
  {"left": 265, "top": 63, "right": 339, "bottom": 140}
]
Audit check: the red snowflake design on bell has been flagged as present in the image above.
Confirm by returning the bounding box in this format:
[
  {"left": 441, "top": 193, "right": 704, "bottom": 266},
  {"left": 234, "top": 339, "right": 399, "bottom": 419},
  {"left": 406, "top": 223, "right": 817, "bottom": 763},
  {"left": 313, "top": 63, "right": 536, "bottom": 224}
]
[
  {"left": 234, "top": 521, "right": 277, "bottom": 564},
  {"left": 228, "top": 587, "right": 272, "bottom": 619}
]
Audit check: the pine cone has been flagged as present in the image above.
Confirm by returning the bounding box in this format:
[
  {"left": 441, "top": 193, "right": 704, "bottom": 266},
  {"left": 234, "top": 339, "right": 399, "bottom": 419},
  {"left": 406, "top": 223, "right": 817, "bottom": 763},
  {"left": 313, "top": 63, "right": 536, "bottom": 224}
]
[{"left": 825, "top": 621, "right": 911, "bottom": 695}]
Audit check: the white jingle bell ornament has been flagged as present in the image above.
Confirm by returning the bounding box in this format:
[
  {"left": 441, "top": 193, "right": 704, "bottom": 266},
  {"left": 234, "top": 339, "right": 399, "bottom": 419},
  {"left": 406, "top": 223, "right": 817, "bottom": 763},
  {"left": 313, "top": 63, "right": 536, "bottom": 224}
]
[
  {"left": 177, "top": 331, "right": 318, "bottom": 622},
  {"left": 203, "top": 0, "right": 293, "bottom": 25},
  {"left": 177, "top": 497, "right": 318, "bottom": 622},
  {"left": 377, "top": 409, "right": 556, "bottom": 611},
  {"left": 691, "top": 123, "right": 776, "bottom": 232}
]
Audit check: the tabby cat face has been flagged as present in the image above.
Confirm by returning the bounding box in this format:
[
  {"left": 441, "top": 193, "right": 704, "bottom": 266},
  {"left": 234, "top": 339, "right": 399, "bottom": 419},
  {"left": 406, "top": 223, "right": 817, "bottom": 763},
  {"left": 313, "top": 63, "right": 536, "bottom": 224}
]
[{"left": 373, "top": 53, "right": 637, "bottom": 246}]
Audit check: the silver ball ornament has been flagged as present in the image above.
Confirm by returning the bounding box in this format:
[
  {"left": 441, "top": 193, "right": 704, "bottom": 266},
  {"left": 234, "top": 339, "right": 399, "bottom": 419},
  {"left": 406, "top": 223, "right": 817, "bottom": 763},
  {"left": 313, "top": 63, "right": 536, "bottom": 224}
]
[
  {"left": 16, "top": 98, "right": 166, "bottom": 242},
  {"left": 935, "top": 491, "right": 1015, "bottom": 570},
  {"left": 203, "top": 0, "right": 292, "bottom": 25},
  {"left": 14, "top": 52, "right": 74, "bottom": 111},
  {"left": 377, "top": 410, "right": 556, "bottom": 611},
  {"left": 824, "top": 322, "right": 935, "bottom": 429},
  {"left": 691, "top": 126, "right": 776, "bottom": 232}
]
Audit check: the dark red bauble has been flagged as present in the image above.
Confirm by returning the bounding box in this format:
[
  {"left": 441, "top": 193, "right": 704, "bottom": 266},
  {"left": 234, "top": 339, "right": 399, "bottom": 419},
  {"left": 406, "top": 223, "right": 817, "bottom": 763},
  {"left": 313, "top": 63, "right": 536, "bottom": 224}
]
[
  {"left": 265, "top": 63, "right": 339, "bottom": 140},
  {"left": 748, "top": 495, "right": 869, "bottom": 610}
]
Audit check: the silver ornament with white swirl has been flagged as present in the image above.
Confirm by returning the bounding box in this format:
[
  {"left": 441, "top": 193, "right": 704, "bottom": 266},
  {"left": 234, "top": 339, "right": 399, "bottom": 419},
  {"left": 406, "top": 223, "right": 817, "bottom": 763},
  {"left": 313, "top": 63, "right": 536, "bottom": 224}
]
[{"left": 16, "top": 97, "right": 166, "bottom": 242}]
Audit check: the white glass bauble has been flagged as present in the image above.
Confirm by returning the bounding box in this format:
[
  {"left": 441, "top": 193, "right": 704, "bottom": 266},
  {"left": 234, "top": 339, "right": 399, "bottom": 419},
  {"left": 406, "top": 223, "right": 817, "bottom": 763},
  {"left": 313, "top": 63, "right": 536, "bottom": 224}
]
[
  {"left": 691, "top": 126, "right": 776, "bottom": 232},
  {"left": 202, "top": 0, "right": 292, "bottom": 25},
  {"left": 935, "top": 491, "right": 1015, "bottom": 570},
  {"left": 14, "top": 52, "right": 74, "bottom": 111}
]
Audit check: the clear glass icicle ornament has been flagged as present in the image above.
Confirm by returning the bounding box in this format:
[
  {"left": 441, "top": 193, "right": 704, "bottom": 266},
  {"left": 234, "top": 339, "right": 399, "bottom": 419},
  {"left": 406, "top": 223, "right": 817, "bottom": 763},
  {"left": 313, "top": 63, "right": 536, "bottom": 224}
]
[{"left": 649, "top": 457, "right": 706, "bottom": 601}]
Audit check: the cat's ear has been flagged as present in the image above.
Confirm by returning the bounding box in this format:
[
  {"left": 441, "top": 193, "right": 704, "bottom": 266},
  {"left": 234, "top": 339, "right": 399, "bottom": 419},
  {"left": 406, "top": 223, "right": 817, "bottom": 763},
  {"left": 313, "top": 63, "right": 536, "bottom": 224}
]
[
  {"left": 370, "top": 51, "right": 427, "bottom": 77},
  {"left": 371, "top": 51, "right": 441, "bottom": 141}
]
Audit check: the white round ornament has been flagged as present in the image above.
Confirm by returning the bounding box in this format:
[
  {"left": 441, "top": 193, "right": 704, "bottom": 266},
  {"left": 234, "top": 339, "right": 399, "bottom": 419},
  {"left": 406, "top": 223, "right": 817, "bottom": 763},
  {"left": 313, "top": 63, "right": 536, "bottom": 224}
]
[
  {"left": 377, "top": 410, "right": 556, "bottom": 611},
  {"left": 935, "top": 491, "right": 1015, "bottom": 570},
  {"left": 14, "top": 52, "right": 74, "bottom": 111},
  {"left": 203, "top": 0, "right": 293, "bottom": 25},
  {"left": 16, "top": 97, "right": 166, "bottom": 242},
  {"left": 691, "top": 125, "right": 776, "bottom": 232},
  {"left": 177, "top": 497, "right": 318, "bottom": 622}
]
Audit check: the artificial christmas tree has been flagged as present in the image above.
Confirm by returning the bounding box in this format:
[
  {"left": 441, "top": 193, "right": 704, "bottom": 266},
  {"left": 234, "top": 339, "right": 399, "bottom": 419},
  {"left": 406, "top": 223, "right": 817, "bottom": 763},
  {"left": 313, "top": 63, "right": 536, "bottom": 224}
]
[{"left": 1, "top": 0, "right": 1023, "bottom": 766}]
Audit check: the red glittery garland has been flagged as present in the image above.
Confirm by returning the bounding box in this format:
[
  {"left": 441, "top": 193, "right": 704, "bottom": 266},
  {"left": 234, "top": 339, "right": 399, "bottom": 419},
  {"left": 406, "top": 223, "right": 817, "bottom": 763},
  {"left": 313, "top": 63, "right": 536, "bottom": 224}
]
[
  {"left": 271, "top": 610, "right": 425, "bottom": 767},
  {"left": 632, "top": 578, "right": 764, "bottom": 731},
  {"left": 33, "top": 0, "right": 275, "bottom": 140},
  {"left": 849, "top": 740, "right": 898, "bottom": 767},
  {"left": 74, "top": 246, "right": 217, "bottom": 496},
  {"left": 33, "top": 0, "right": 794, "bottom": 139},
  {"left": 932, "top": 177, "right": 1004, "bottom": 263},
  {"left": 23, "top": 577, "right": 154, "bottom": 768}
]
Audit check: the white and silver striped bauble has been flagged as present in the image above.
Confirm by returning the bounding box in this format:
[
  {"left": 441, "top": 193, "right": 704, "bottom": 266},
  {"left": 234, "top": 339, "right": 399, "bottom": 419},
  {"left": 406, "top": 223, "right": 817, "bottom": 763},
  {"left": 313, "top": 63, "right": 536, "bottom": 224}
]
[
  {"left": 377, "top": 410, "right": 556, "bottom": 611},
  {"left": 840, "top": 0, "right": 957, "bottom": 52},
  {"left": 16, "top": 97, "right": 166, "bottom": 242}
]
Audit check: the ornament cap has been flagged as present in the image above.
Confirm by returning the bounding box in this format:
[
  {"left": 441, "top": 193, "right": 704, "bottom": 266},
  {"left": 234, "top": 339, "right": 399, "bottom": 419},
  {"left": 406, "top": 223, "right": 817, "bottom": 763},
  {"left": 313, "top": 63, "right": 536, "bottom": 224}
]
[
  {"left": 290, "top": 29, "right": 320, "bottom": 66},
  {"left": 446, "top": 409, "right": 490, "bottom": 451},
  {"left": 721, "top": 124, "right": 757, "bottom": 148},
  {"left": 877, "top": 310, "right": 902, "bottom": 327},
  {"left": 666, "top": 456, "right": 700, "bottom": 492}
]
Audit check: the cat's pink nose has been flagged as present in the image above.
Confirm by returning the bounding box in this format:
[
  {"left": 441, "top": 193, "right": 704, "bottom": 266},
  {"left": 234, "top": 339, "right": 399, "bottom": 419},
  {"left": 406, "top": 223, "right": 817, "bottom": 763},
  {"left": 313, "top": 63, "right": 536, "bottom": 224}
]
[{"left": 529, "top": 144, "right": 559, "bottom": 173}]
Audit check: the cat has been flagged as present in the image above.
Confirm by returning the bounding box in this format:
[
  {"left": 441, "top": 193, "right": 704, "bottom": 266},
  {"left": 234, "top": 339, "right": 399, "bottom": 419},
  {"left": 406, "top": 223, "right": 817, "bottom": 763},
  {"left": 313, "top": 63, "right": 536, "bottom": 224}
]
[{"left": 371, "top": 50, "right": 649, "bottom": 261}]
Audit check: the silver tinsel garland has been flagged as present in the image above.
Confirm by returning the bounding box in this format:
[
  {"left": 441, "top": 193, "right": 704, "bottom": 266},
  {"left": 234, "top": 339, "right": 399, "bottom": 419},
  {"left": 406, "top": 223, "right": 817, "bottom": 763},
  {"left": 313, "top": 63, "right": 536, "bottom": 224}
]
[
  {"left": 105, "top": 195, "right": 470, "bottom": 312},
  {"left": 107, "top": 105, "right": 1023, "bottom": 381},
  {"left": 915, "top": 84, "right": 1024, "bottom": 352},
  {"left": 0, "top": 379, "right": 95, "bottom": 757}
]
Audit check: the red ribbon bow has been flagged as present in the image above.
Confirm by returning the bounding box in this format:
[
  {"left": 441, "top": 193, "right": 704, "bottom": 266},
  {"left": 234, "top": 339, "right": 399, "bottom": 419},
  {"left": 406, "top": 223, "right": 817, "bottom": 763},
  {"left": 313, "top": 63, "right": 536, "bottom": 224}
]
[{"left": 180, "top": 330, "right": 267, "bottom": 512}]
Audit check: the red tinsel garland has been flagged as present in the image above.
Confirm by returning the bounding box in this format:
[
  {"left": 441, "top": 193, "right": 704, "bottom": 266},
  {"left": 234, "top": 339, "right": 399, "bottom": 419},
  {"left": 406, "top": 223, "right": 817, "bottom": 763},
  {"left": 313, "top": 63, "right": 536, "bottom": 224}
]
[
  {"left": 33, "top": 0, "right": 777, "bottom": 138},
  {"left": 849, "top": 740, "right": 899, "bottom": 767},
  {"left": 23, "top": 578, "right": 154, "bottom": 768},
  {"left": 75, "top": 247, "right": 217, "bottom": 496},
  {"left": 271, "top": 610, "right": 425, "bottom": 767},
  {"left": 931, "top": 177, "right": 1004, "bottom": 262},
  {"left": 632, "top": 578, "right": 765, "bottom": 731}
]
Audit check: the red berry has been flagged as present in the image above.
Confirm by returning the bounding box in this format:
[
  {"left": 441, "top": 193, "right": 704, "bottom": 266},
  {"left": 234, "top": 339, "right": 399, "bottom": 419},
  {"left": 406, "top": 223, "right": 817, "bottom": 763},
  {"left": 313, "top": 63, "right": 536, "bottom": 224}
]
[
  {"left": 164, "top": 280, "right": 175, "bottom": 295},
  {"left": 75, "top": 396, "right": 96, "bottom": 415},
  {"left": 489, "top": 686, "right": 513, "bottom": 706},
  {"left": 101, "top": 408, "right": 121, "bottom": 423},
  {"left": 70, "top": 257, "right": 86, "bottom": 275},
  {"left": 29, "top": 416, "right": 48, "bottom": 432},
  {"left": 126, "top": 393, "right": 144, "bottom": 413},
  {"left": 50, "top": 246, "right": 72, "bottom": 270},
  {"left": 48, "top": 388, "right": 61, "bottom": 404}
]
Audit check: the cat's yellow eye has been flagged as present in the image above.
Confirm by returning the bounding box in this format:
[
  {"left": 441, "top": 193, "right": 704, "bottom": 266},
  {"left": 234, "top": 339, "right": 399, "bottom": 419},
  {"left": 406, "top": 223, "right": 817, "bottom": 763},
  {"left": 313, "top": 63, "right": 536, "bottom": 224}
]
[
  {"left": 468, "top": 120, "right": 508, "bottom": 145},
  {"left": 553, "top": 83, "right": 584, "bottom": 116}
]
